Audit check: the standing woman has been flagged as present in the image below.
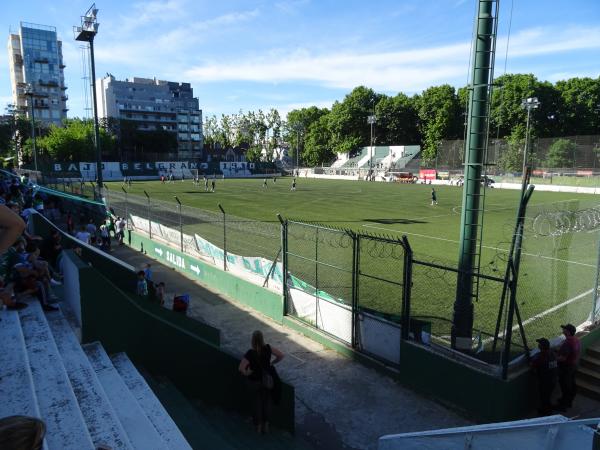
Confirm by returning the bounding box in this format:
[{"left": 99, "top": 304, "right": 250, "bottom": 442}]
[{"left": 239, "top": 330, "right": 284, "bottom": 434}]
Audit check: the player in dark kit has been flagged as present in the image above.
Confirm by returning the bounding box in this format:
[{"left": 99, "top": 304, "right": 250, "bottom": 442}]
[
  {"left": 431, "top": 188, "right": 437, "bottom": 205},
  {"left": 263, "top": 178, "right": 268, "bottom": 188},
  {"left": 211, "top": 179, "right": 216, "bottom": 192},
  {"left": 291, "top": 178, "right": 296, "bottom": 191},
  {"left": 204, "top": 176, "right": 208, "bottom": 191}
]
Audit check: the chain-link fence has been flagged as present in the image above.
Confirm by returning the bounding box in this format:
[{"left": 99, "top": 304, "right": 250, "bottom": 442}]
[
  {"left": 433, "top": 135, "right": 600, "bottom": 173},
  {"left": 104, "top": 188, "right": 283, "bottom": 288}
]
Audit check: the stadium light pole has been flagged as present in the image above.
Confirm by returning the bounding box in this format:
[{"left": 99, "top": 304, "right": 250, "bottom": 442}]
[
  {"left": 521, "top": 97, "right": 540, "bottom": 179},
  {"left": 23, "top": 84, "right": 38, "bottom": 172},
  {"left": 74, "top": 4, "right": 102, "bottom": 199},
  {"left": 367, "top": 114, "right": 376, "bottom": 171},
  {"left": 294, "top": 123, "right": 304, "bottom": 173}
]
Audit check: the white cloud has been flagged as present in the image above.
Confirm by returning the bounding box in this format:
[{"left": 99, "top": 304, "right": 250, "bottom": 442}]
[{"left": 182, "top": 25, "right": 600, "bottom": 93}]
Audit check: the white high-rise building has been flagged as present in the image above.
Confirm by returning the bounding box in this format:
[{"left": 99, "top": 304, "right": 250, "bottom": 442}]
[{"left": 7, "top": 22, "right": 68, "bottom": 126}]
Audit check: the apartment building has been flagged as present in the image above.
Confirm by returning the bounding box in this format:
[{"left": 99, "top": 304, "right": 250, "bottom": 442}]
[
  {"left": 7, "top": 22, "right": 68, "bottom": 126},
  {"left": 97, "top": 75, "right": 203, "bottom": 158}
]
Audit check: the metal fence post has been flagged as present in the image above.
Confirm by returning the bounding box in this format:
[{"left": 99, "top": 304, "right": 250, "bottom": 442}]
[
  {"left": 351, "top": 232, "right": 360, "bottom": 348},
  {"left": 144, "top": 190, "right": 152, "bottom": 239},
  {"left": 218, "top": 203, "right": 227, "bottom": 271},
  {"left": 401, "top": 235, "right": 412, "bottom": 341},
  {"left": 175, "top": 196, "right": 183, "bottom": 252},
  {"left": 278, "top": 214, "right": 287, "bottom": 315},
  {"left": 121, "top": 186, "right": 128, "bottom": 222}
]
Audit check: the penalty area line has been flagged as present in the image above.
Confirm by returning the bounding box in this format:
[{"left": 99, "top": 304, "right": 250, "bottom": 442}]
[{"left": 482, "top": 288, "right": 594, "bottom": 345}]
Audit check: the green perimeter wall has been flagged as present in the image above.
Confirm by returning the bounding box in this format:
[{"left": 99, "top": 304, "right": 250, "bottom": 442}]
[
  {"left": 32, "top": 215, "right": 295, "bottom": 432},
  {"left": 128, "top": 230, "right": 284, "bottom": 322}
]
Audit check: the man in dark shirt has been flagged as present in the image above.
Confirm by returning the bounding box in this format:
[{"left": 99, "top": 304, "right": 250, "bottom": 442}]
[
  {"left": 555, "top": 323, "right": 580, "bottom": 411},
  {"left": 530, "top": 337, "right": 557, "bottom": 416}
]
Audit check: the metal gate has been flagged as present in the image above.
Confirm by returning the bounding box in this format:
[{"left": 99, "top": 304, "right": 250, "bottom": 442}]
[{"left": 284, "top": 221, "right": 355, "bottom": 344}]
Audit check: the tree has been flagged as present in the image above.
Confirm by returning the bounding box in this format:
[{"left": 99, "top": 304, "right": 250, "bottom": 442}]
[
  {"left": 417, "top": 85, "right": 461, "bottom": 163},
  {"left": 497, "top": 124, "right": 526, "bottom": 172},
  {"left": 555, "top": 77, "right": 600, "bottom": 136},
  {"left": 37, "top": 118, "right": 115, "bottom": 161},
  {"left": 303, "top": 115, "right": 335, "bottom": 166},
  {"left": 490, "top": 74, "right": 539, "bottom": 138},
  {"left": 545, "top": 138, "right": 575, "bottom": 169},
  {"left": 328, "top": 86, "right": 381, "bottom": 155},
  {"left": 375, "top": 93, "right": 420, "bottom": 145},
  {"left": 285, "top": 106, "right": 329, "bottom": 161},
  {"left": 203, "top": 115, "right": 219, "bottom": 150}
]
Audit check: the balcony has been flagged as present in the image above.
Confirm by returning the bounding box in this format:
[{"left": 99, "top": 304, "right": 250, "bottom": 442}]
[
  {"left": 61, "top": 95, "right": 68, "bottom": 101},
  {"left": 14, "top": 54, "right": 23, "bottom": 65},
  {"left": 39, "top": 79, "right": 59, "bottom": 87},
  {"left": 61, "top": 85, "right": 67, "bottom": 90}
]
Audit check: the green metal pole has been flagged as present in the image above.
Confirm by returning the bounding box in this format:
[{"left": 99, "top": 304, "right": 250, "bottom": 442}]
[{"left": 452, "top": 0, "right": 496, "bottom": 351}]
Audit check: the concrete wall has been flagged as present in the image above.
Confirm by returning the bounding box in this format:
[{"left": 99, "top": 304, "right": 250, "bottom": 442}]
[{"left": 129, "top": 231, "right": 285, "bottom": 323}]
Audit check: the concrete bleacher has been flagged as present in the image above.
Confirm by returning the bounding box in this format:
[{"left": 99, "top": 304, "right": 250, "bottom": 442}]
[
  {"left": 0, "top": 300, "right": 191, "bottom": 450},
  {"left": 337, "top": 146, "right": 421, "bottom": 170}
]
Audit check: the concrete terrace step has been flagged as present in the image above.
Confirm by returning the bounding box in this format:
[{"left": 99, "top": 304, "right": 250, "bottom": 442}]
[
  {"left": 576, "top": 366, "right": 600, "bottom": 386},
  {"left": 83, "top": 342, "right": 169, "bottom": 450},
  {"left": 111, "top": 353, "right": 192, "bottom": 450},
  {"left": 0, "top": 308, "right": 40, "bottom": 419},
  {"left": 580, "top": 355, "right": 600, "bottom": 371},
  {"left": 46, "top": 311, "right": 133, "bottom": 450},
  {"left": 576, "top": 378, "right": 600, "bottom": 401},
  {"left": 18, "top": 302, "right": 94, "bottom": 450},
  {"left": 586, "top": 346, "right": 600, "bottom": 359}
]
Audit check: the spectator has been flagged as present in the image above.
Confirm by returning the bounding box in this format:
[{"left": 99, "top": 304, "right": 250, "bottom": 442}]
[
  {"left": 156, "top": 281, "right": 166, "bottom": 306},
  {"left": 555, "top": 324, "right": 581, "bottom": 411},
  {"left": 143, "top": 263, "right": 152, "bottom": 282},
  {"left": 85, "top": 219, "right": 97, "bottom": 240},
  {"left": 66, "top": 211, "right": 74, "bottom": 235},
  {"left": 0, "top": 415, "right": 46, "bottom": 450},
  {"left": 75, "top": 224, "right": 91, "bottom": 245},
  {"left": 530, "top": 337, "right": 557, "bottom": 416},
  {"left": 40, "top": 229, "right": 62, "bottom": 270},
  {"left": 117, "top": 217, "right": 126, "bottom": 245},
  {"left": 238, "top": 330, "right": 284, "bottom": 434},
  {"left": 100, "top": 224, "right": 110, "bottom": 250},
  {"left": 136, "top": 270, "right": 148, "bottom": 297}
]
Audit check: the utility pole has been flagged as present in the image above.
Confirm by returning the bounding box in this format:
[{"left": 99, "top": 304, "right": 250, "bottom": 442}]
[
  {"left": 521, "top": 97, "right": 540, "bottom": 179},
  {"left": 23, "top": 84, "right": 38, "bottom": 172}
]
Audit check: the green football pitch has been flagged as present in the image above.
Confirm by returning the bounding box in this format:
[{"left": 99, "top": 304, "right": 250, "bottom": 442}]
[{"left": 106, "top": 177, "right": 599, "bottom": 349}]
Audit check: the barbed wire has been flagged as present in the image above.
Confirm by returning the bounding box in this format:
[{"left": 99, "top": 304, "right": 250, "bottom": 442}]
[{"left": 530, "top": 206, "right": 600, "bottom": 237}]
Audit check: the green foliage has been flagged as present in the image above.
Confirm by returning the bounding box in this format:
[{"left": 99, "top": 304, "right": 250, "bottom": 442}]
[
  {"left": 35, "top": 118, "right": 114, "bottom": 161},
  {"left": 303, "top": 115, "right": 336, "bottom": 166},
  {"left": 417, "top": 85, "right": 461, "bottom": 163},
  {"left": 245, "top": 145, "right": 262, "bottom": 162},
  {"left": 375, "top": 93, "right": 420, "bottom": 145},
  {"left": 545, "top": 138, "right": 575, "bottom": 168},
  {"left": 497, "top": 125, "right": 526, "bottom": 172}
]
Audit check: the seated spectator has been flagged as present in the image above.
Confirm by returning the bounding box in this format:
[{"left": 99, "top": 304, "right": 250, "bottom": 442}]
[
  {"left": 66, "top": 211, "right": 74, "bottom": 235},
  {"left": 143, "top": 263, "right": 152, "bottom": 282},
  {"left": 40, "top": 230, "right": 62, "bottom": 270},
  {"left": 0, "top": 415, "right": 46, "bottom": 450},
  {"left": 75, "top": 224, "right": 91, "bottom": 244}
]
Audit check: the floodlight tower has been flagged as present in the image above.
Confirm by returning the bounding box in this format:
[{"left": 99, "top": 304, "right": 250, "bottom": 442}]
[
  {"left": 521, "top": 97, "right": 540, "bottom": 177},
  {"left": 74, "top": 4, "right": 102, "bottom": 195},
  {"left": 367, "top": 114, "right": 376, "bottom": 169},
  {"left": 452, "top": 0, "right": 499, "bottom": 351},
  {"left": 23, "top": 84, "right": 38, "bottom": 172}
]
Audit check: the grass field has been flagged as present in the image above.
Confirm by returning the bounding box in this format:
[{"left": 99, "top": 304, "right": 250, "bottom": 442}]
[{"left": 106, "top": 177, "right": 599, "bottom": 352}]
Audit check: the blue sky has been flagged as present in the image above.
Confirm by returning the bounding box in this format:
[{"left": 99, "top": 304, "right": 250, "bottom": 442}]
[{"left": 1, "top": 0, "right": 599, "bottom": 120}]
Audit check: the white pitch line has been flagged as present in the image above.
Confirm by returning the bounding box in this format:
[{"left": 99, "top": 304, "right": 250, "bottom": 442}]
[
  {"left": 361, "top": 224, "right": 596, "bottom": 268},
  {"left": 482, "top": 288, "right": 594, "bottom": 345}
]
